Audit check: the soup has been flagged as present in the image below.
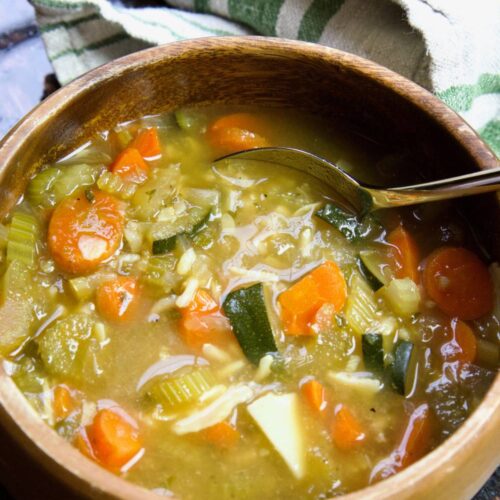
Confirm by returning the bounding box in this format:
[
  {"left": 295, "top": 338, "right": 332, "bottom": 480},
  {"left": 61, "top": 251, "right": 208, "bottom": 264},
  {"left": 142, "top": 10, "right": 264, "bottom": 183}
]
[{"left": 0, "top": 108, "right": 498, "bottom": 499}]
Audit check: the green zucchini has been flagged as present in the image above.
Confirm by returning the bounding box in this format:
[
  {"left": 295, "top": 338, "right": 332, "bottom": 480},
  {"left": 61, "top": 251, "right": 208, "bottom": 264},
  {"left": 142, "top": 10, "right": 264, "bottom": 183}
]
[
  {"left": 391, "top": 340, "right": 418, "bottom": 396},
  {"left": 315, "top": 203, "right": 359, "bottom": 241},
  {"left": 315, "top": 203, "right": 383, "bottom": 242},
  {"left": 152, "top": 236, "right": 177, "bottom": 255},
  {"left": 362, "top": 333, "right": 384, "bottom": 372},
  {"left": 358, "top": 249, "right": 394, "bottom": 290},
  {"left": 222, "top": 283, "right": 278, "bottom": 365},
  {"left": 37, "top": 313, "right": 104, "bottom": 384}
]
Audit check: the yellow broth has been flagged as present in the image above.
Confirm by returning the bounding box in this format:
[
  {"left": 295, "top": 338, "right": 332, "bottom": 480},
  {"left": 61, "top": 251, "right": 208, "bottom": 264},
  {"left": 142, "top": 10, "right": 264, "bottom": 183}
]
[{"left": 0, "top": 107, "right": 498, "bottom": 499}]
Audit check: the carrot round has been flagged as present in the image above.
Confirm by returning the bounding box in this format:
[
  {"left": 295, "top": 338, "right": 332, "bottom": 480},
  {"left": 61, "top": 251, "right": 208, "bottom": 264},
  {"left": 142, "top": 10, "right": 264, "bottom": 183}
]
[
  {"left": 88, "top": 408, "right": 142, "bottom": 470},
  {"left": 96, "top": 276, "right": 141, "bottom": 322},
  {"left": 48, "top": 190, "right": 124, "bottom": 275},
  {"left": 301, "top": 379, "right": 327, "bottom": 415},
  {"left": 330, "top": 404, "right": 366, "bottom": 451},
  {"left": 111, "top": 147, "right": 149, "bottom": 183},
  {"left": 279, "top": 260, "right": 347, "bottom": 336},
  {"left": 423, "top": 246, "right": 493, "bottom": 320},
  {"left": 75, "top": 428, "right": 95, "bottom": 460},
  {"left": 388, "top": 226, "right": 420, "bottom": 283},
  {"left": 441, "top": 319, "right": 477, "bottom": 364},
  {"left": 207, "top": 113, "right": 269, "bottom": 155},
  {"left": 130, "top": 128, "right": 161, "bottom": 158},
  {"left": 53, "top": 385, "right": 76, "bottom": 421},
  {"left": 199, "top": 421, "right": 240, "bottom": 449}
]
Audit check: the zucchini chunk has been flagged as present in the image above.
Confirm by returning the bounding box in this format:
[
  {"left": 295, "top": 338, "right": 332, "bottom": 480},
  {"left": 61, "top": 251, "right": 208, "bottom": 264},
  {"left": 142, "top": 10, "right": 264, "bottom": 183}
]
[
  {"left": 391, "top": 340, "right": 418, "bottom": 396},
  {"left": 315, "top": 203, "right": 359, "bottom": 241},
  {"left": 358, "top": 249, "right": 394, "bottom": 290},
  {"left": 37, "top": 313, "right": 104, "bottom": 383},
  {"left": 362, "top": 333, "right": 384, "bottom": 372},
  {"left": 222, "top": 283, "right": 278, "bottom": 365}
]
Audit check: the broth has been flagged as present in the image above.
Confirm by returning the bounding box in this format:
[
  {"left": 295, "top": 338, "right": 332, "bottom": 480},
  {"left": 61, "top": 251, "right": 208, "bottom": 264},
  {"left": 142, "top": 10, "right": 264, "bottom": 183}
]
[{"left": 0, "top": 107, "right": 497, "bottom": 499}]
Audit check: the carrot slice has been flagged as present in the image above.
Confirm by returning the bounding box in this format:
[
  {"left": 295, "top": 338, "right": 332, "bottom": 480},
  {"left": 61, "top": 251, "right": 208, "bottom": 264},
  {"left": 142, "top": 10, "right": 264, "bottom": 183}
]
[
  {"left": 183, "top": 289, "right": 219, "bottom": 314},
  {"left": 75, "top": 428, "right": 95, "bottom": 460},
  {"left": 279, "top": 261, "right": 347, "bottom": 336},
  {"left": 179, "top": 312, "right": 234, "bottom": 352},
  {"left": 199, "top": 421, "right": 240, "bottom": 449},
  {"left": 207, "top": 113, "right": 269, "bottom": 155},
  {"left": 440, "top": 319, "right": 477, "bottom": 364},
  {"left": 388, "top": 226, "right": 420, "bottom": 283},
  {"left": 370, "top": 403, "right": 431, "bottom": 482},
  {"left": 301, "top": 379, "right": 327, "bottom": 415},
  {"left": 96, "top": 276, "right": 141, "bottom": 322},
  {"left": 423, "top": 246, "right": 493, "bottom": 320},
  {"left": 53, "top": 385, "right": 76, "bottom": 421},
  {"left": 330, "top": 404, "right": 366, "bottom": 451},
  {"left": 88, "top": 408, "right": 142, "bottom": 470},
  {"left": 48, "top": 190, "right": 124, "bottom": 275},
  {"left": 130, "top": 128, "right": 161, "bottom": 158},
  {"left": 178, "top": 289, "right": 236, "bottom": 352},
  {"left": 111, "top": 147, "right": 149, "bottom": 183}
]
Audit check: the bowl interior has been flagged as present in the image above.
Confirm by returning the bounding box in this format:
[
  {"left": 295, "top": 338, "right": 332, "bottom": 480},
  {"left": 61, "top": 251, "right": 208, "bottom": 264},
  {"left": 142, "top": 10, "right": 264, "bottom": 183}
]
[{"left": 0, "top": 37, "right": 498, "bottom": 499}]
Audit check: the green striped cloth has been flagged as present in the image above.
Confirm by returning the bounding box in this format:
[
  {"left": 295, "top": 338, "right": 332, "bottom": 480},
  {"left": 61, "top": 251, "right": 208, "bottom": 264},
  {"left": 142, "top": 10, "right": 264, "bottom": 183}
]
[{"left": 32, "top": 0, "right": 499, "bottom": 157}]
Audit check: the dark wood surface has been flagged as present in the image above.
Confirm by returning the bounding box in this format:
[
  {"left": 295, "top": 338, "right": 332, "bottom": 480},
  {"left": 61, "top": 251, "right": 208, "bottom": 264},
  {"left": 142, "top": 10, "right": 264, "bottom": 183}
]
[{"left": 0, "top": 1, "right": 498, "bottom": 499}]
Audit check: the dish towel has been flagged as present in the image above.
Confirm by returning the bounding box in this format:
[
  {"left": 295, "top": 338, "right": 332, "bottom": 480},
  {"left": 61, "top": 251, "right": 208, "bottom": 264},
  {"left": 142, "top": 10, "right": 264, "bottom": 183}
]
[{"left": 31, "top": 0, "right": 500, "bottom": 157}]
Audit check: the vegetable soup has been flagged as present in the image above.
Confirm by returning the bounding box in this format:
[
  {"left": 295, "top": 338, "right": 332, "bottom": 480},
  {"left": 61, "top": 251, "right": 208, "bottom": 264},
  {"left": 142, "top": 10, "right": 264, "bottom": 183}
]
[{"left": 0, "top": 108, "right": 498, "bottom": 499}]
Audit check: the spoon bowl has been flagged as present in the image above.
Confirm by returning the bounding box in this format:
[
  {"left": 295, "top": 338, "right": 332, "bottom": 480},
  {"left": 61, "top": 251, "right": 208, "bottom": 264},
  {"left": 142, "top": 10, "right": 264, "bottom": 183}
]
[{"left": 216, "top": 147, "right": 500, "bottom": 214}]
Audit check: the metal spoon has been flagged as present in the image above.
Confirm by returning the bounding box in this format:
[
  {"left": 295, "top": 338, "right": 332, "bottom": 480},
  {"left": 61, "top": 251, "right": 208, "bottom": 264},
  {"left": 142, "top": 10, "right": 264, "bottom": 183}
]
[{"left": 214, "top": 147, "right": 500, "bottom": 214}]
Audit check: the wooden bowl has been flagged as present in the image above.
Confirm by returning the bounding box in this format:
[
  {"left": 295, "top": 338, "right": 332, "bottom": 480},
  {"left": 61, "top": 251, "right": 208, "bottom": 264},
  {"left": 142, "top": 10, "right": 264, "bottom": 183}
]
[{"left": 0, "top": 37, "right": 498, "bottom": 499}]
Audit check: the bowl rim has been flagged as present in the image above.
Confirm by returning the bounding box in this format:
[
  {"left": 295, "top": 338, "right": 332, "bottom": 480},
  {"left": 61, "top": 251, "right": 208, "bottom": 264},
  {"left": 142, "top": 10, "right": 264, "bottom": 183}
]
[{"left": 0, "top": 36, "right": 498, "bottom": 500}]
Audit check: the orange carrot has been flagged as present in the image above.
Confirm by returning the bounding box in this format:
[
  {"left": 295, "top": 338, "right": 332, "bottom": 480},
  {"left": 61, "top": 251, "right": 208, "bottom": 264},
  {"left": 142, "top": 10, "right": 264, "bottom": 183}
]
[
  {"left": 96, "top": 276, "right": 141, "bottom": 323},
  {"left": 423, "top": 246, "right": 493, "bottom": 320},
  {"left": 199, "top": 421, "right": 240, "bottom": 449},
  {"left": 110, "top": 147, "right": 149, "bottom": 183},
  {"left": 48, "top": 190, "right": 124, "bottom": 275},
  {"left": 75, "top": 428, "right": 95, "bottom": 460},
  {"left": 88, "top": 408, "right": 142, "bottom": 470},
  {"left": 388, "top": 226, "right": 420, "bottom": 283},
  {"left": 183, "top": 288, "right": 219, "bottom": 314},
  {"left": 330, "top": 404, "right": 366, "bottom": 451},
  {"left": 53, "top": 385, "right": 76, "bottom": 421},
  {"left": 301, "top": 379, "right": 327, "bottom": 415},
  {"left": 370, "top": 403, "right": 431, "bottom": 483},
  {"left": 179, "top": 289, "right": 236, "bottom": 352},
  {"left": 179, "top": 311, "right": 234, "bottom": 352},
  {"left": 207, "top": 113, "right": 269, "bottom": 155},
  {"left": 278, "top": 261, "right": 347, "bottom": 336},
  {"left": 440, "top": 319, "right": 477, "bottom": 364},
  {"left": 130, "top": 128, "right": 161, "bottom": 158}
]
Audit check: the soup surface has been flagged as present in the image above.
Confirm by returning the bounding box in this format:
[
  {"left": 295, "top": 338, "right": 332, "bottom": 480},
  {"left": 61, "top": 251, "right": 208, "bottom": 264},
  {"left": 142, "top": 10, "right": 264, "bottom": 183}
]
[{"left": 0, "top": 108, "right": 498, "bottom": 499}]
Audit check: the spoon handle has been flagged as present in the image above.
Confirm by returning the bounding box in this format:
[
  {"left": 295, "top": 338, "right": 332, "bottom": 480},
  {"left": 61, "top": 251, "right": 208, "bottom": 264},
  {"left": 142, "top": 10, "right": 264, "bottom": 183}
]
[
  {"left": 370, "top": 168, "right": 500, "bottom": 209},
  {"left": 392, "top": 167, "right": 500, "bottom": 192}
]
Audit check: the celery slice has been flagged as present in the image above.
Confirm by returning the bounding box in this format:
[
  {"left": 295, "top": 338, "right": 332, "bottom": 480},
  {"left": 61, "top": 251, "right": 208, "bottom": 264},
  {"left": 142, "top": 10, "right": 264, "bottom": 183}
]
[
  {"left": 345, "top": 273, "right": 379, "bottom": 335},
  {"left": 0, "top": 260, "right": 35, "bottom": 355},
  {"left": 142, "top": 255, "right": 179, "bottom": 290},
  {"left": 37, "top": 313, "right": 103, "bottom": 383},
  {"left": 146, "top": 367, "right": 216, "bottom": 410},
  {"left": 27, "top": 167, "right": 62, "bottom": 207},
  {"left": 6, "top": 212, "right": 38, "bottom": 267},
  {"left": 97, "top": 171, "right": 137, "bottom": 200},
  {"left": 52, "top": 164, "right": 101, "bottom": 203}
]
